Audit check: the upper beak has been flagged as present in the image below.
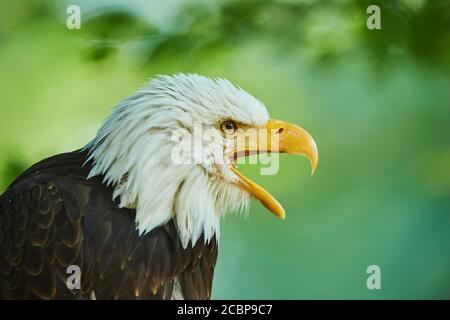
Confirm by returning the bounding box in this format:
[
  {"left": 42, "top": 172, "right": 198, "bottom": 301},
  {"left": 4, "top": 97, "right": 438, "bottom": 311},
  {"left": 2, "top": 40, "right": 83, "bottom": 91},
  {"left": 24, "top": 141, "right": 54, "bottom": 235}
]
[{"left": 230, "top": 119, "right": 318, "bottom": 219}]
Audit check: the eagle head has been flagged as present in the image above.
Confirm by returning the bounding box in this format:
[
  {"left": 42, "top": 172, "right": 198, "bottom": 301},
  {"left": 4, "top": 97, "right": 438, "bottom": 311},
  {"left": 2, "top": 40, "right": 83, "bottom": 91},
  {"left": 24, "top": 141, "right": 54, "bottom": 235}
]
[{"left": 86, "top": 73, "right": 318, "bottom": 247}]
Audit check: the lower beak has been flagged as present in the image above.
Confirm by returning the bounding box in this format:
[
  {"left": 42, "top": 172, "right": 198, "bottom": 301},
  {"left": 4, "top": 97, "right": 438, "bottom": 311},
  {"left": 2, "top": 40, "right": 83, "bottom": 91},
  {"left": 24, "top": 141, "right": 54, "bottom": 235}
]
[{"left": 230, "top": 119, "right": 318, "bottom": 219}]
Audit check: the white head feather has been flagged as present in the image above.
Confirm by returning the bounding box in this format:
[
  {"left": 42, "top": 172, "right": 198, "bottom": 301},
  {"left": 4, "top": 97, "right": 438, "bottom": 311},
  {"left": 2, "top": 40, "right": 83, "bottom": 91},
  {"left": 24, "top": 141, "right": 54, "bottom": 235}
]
[{"left": 85, "top": 73, "right": 269, "bottom": 247}]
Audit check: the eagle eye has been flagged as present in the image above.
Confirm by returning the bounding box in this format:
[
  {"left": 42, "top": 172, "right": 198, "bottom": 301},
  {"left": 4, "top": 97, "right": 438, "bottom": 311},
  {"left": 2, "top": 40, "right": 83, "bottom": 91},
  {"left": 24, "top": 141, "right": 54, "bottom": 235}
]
[{"left": 220, "top": 120, "right": 238, "bottom": 135}]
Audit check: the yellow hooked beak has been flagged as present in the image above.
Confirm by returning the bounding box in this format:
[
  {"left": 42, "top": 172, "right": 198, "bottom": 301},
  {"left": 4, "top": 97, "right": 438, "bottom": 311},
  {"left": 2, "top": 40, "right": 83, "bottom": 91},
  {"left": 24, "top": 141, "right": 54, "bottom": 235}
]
[{"left": 230, "top": 119, "right": 318, "bottom": 219}]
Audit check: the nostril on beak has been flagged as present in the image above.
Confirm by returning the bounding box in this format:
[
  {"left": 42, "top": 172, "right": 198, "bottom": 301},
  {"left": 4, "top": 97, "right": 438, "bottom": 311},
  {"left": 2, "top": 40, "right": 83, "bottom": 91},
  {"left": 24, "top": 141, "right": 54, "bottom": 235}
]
[{"left": 275, "top": 128, "right": 284, "bottom": 135}]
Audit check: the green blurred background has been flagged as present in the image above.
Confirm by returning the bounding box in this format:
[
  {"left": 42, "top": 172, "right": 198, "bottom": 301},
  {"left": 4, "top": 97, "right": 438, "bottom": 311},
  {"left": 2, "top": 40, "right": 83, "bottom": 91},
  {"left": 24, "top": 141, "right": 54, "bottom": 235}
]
[{"left": 0, "top": 0, "right": 449, "bottom": 299}]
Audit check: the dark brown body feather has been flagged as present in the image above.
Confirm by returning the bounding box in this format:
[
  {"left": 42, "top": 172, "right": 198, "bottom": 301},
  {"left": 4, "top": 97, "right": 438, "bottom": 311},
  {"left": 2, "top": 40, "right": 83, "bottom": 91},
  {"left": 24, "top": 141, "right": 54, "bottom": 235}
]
[{"left": 0, "top": 151, "right": 218, "bottom": 299}]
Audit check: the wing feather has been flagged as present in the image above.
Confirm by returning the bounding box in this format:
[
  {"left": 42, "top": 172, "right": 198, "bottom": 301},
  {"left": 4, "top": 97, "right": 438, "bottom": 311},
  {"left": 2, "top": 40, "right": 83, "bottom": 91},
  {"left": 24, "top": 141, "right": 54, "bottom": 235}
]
[{"left": 0, "top": 151, "right": 218, "bottom": 300}]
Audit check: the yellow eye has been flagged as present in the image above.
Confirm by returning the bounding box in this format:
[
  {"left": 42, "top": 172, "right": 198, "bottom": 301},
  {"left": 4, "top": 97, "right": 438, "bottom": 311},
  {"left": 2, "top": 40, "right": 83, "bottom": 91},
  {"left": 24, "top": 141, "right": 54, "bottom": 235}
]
[{"left": 220, "top": 120, "right": 237, "bottom": 135}]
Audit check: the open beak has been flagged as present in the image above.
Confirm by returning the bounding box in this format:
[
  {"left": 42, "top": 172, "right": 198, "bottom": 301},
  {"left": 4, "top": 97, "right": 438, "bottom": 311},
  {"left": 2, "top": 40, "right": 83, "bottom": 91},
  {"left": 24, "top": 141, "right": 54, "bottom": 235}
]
[{"left": 230, "top": 119, "right": 318, "bottom": 219}]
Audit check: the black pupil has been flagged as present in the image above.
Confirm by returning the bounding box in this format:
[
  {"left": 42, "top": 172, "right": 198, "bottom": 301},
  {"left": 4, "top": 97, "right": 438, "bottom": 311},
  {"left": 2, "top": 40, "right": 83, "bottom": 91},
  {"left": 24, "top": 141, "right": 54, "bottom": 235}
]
[{"left": 225, "top": 122, "right": 234, "bottom": 130}]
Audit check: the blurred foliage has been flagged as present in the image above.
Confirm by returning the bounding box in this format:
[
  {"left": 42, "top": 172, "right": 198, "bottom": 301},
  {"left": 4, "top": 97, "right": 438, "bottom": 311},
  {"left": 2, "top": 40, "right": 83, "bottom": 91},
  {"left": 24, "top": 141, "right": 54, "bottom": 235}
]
[
  {"left": 80, "top": 8, "right": 158, "bottom": 61},
  {"left": 0, "top": 0, "right": 449, "bottom": 299},
  {"left": 70, "top": 0, "right": 450, "bottom": 69}
]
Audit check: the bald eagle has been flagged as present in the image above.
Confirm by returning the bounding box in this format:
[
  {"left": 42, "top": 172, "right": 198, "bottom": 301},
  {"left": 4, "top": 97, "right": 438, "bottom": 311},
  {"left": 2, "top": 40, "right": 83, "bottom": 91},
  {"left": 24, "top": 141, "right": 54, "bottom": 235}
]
[{"left": 0, "top": 74, "right": 317, "bottom": 299}]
